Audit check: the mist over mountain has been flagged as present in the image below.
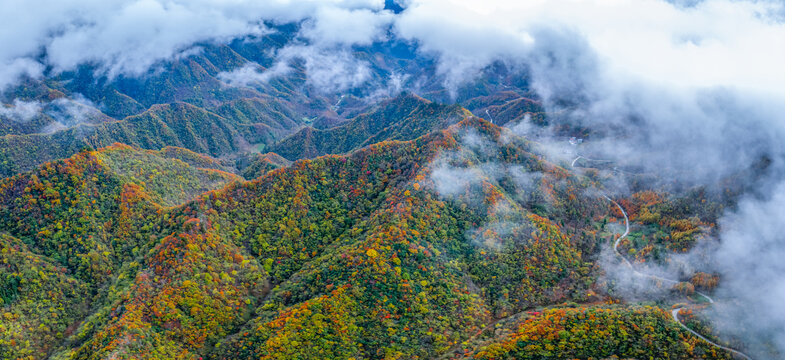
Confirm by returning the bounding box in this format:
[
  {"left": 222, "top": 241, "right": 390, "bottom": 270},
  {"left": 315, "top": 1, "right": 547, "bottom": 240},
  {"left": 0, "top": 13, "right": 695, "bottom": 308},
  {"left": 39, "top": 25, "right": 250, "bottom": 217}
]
[{"left": 1, "top": 1, "right": 784, "bottom": 359}]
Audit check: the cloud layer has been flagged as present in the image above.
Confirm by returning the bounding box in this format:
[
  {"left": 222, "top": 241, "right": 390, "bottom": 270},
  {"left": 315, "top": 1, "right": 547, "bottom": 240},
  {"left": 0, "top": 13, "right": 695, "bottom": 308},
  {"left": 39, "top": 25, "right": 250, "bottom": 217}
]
[
  {"left": 3, "top": 0, "right": 784, "bottom": 98},
  {"left": 0, "top": 0, "right": 387, "bottom": 89},
  {"left": 712, "top": 180, "right": 785, "bottom": 358},
  {"left": 397, "top": 0, "right": 785, "bottom": 98},
  {"left": 0, "top": 99, "right": 42, "bottom": 122}
]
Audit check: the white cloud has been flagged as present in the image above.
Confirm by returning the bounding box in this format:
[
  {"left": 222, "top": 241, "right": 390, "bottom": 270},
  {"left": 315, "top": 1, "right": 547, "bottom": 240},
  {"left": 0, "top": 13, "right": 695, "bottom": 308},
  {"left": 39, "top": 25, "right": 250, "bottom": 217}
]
[
  {"left": 218, "top": 45, "right": 372, "bottom": 92},
  {"left": 394, "top": 1, "right": 531, "bottom": 94},
  {"left": 0, "top": 99, "right": 42, "bottom": 122},
  {"left": 217, "top": 4, "right": 394, "bottom": 93},
  {"left": 40, "top": 95, "right": 103, "bottom": 133},
  {"left": 0, "top": 58, "right": 45, "bottom": 90},
  {"left": 300, "top": 6, "right": 394, "bottom": 46},
  {"left": 218, "top": 62, "right": 289, "bottom": 87},
  {"left": 712, "top": 181, "right": 785, "bottom": 358},
  {"left": 0, "top": 0, "right": 386, "bottom": 90},
  {"left": 284, "top": 46, "right": 372, "bottom": 92},
  {"left": 396, "top": 0, "right": 785, "bottom": 98}
]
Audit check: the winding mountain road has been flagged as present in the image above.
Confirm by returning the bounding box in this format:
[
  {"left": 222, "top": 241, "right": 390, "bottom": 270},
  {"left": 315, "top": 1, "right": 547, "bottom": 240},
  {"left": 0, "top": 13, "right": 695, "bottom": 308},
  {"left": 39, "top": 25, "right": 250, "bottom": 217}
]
[
  {"left": 570, "top": 155, "right": 613, "bottom": 168},
  {"left": 575, "top": 156, "right": 752, "bottom": 360}
]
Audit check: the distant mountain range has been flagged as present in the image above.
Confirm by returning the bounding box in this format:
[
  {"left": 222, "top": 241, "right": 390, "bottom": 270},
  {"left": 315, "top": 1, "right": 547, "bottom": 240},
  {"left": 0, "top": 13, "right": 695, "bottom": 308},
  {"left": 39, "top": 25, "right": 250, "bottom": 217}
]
[{"left": 0, "top": 24, "right": 544, "bottom": 179}]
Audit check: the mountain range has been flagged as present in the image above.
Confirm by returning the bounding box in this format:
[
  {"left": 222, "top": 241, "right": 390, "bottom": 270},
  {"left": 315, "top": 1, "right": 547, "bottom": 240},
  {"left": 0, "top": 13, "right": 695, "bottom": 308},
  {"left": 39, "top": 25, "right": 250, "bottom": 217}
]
[{"left": 0, "top": 13, "right": 764, "bottom": 360}]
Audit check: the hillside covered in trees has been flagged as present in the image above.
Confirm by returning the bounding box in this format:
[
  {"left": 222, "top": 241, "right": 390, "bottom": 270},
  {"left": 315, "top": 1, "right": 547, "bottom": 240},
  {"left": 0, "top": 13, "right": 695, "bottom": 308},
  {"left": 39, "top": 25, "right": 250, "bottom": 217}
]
[{"left": 0, "top": 118, "right": 743, "bottom": 359}]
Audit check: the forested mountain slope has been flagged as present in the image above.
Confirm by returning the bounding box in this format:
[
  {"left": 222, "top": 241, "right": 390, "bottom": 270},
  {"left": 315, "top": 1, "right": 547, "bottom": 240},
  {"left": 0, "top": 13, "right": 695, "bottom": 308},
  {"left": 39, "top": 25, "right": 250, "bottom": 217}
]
[
  {"left": 270, "top": 93, "right": 472, "bottom": 160},
  {"left": 0, "top": 145, "right": 239, "bottom": 359},
  {"left": 0, "top": 119, "right": 735, "bottom": 359}
]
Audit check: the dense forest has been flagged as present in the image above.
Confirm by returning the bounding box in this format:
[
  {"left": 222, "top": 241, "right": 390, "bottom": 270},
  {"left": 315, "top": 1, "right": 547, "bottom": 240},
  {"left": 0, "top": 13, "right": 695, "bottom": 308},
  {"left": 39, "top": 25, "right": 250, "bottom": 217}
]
[{"left": 0, "top": 117, "right": 742, "bottom": 359}]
